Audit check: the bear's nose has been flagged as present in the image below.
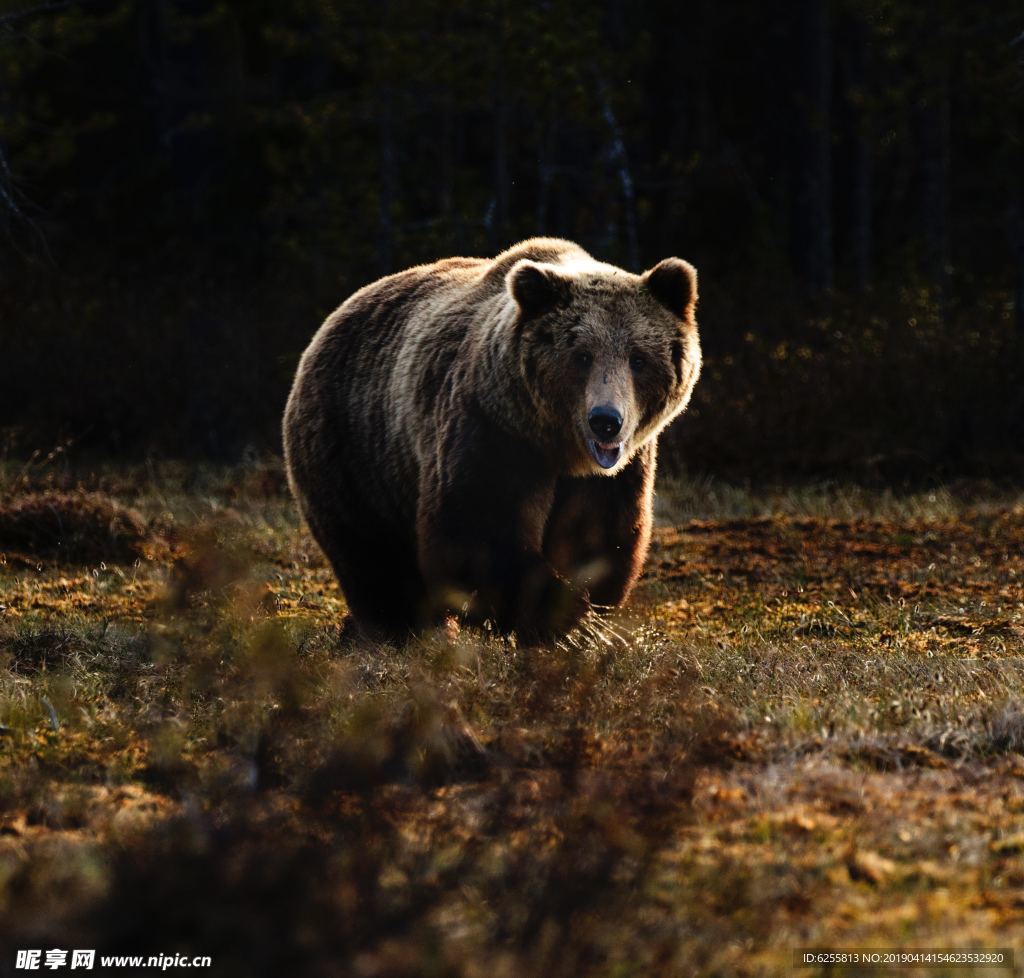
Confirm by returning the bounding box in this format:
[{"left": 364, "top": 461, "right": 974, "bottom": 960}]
[{"left": 588, "top": 406, "right": 623, "bottom": 441}]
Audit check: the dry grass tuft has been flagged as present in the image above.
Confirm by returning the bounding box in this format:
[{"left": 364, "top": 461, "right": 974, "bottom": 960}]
[{"left": 0, "top": 491, "right": 159, "bottom": 565}]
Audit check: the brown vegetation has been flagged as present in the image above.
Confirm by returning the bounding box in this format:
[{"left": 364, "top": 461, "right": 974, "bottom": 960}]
[
  {"left": 0, "top": 466, "right": 1021, "bottom": 976},
  {"left": 0, "top": 491, "right": 159, "bottom": 566}
]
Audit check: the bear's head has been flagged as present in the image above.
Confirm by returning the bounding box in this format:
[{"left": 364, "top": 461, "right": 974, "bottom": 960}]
[{"left": 506, "top": 256, "right": 701, "bottom": 476}]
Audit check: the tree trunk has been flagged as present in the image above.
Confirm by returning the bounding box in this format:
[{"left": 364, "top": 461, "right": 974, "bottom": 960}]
[
  {"left": 846, "top": 14, "right": 872, "bottom": 292},
  {"left": 793, "top": 0, "right": 833, "bottom": 295},
  {"left": 599, "top": 82, "right": 640, "bottom": 270},
  {"left": 1010, "top": 201, "right": 1024, "bottom": 335},
  {"left": 376, "top": 86, "right": 397, "bottom": 275},
  {"left": 492, "top": 29, "right": 510, "bottom": 248},
  {"left": 440, "top": 90, "right": 459, "bottom": 250},
  {"left": 536, "top": 114, "right": 554, "bottom": 235},
  {"left": 916, "top": 60, "right": 951, "bottom": 315}
]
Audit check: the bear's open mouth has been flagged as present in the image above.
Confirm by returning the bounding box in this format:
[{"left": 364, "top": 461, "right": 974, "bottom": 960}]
[{"left": 588, "top": 439, "right": 623, "bottom": 469}]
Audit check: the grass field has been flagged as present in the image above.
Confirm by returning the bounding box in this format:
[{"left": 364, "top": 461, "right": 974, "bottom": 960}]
[{"left": 0, "top": 462, "right": 1022, "bottom": 977}]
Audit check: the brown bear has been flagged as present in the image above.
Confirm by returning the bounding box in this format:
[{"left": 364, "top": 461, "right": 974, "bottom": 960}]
[{"left": 282, "top": 238, "right": 701, "bottom": 643}]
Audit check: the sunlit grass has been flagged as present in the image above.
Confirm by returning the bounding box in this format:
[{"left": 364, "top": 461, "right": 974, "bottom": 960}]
[{"left": 0, "top": 465, "right": 1022, "bottom": 975}]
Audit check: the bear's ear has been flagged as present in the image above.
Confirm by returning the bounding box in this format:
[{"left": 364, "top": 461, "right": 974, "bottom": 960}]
[
  {"left": 643, "top": 258, "right": 698, "bottom": 320},
  {"left": 507, "top": 260, "right": 572, "bottom": 320}
]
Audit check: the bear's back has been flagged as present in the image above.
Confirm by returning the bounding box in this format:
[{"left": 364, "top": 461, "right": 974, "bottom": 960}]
[{"left": 284, "top": 238, "right": 597, "bottom": 536}]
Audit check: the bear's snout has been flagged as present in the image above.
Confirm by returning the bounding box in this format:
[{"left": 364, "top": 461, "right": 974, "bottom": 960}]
[
  {"left": 588, "top": 405, "right": 623, "bottom": 441},
  {"left": 586, "top": 404, "right": 626, "bottom": 470}
]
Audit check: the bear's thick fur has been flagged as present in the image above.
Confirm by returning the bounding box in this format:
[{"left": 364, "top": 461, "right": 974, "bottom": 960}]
[{"left": 283, "top": 238, "right": 701, "bottom": 642}]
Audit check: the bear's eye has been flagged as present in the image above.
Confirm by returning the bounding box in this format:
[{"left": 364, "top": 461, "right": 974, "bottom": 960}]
[
  {"left": 573, "top": 351, "right": 593, "bottom": 370},
  {"left": 629, "top": 352, "right": 645, "bottom": 372}
]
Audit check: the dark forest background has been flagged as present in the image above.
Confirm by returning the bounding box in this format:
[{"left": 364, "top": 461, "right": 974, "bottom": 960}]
[{"left": 1, "top": 0, "right": 1022, "bottom": 480}]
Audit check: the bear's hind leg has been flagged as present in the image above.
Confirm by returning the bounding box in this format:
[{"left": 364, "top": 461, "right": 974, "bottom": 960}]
[{"left": 310, "top": 520, "right": 427, "bottom": 644}]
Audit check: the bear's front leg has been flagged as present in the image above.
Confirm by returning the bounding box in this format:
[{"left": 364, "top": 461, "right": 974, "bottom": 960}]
[
  {"left": 416, "top": 411, "right": 590, "bottom": 642},
  {"left": 543, "top": 440, "right": 656, "bottom": 607}
]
